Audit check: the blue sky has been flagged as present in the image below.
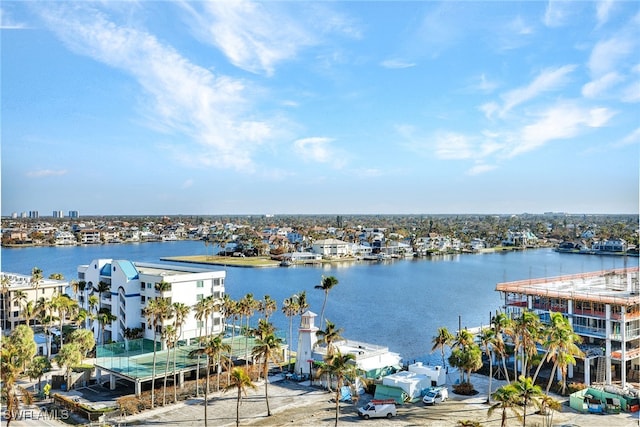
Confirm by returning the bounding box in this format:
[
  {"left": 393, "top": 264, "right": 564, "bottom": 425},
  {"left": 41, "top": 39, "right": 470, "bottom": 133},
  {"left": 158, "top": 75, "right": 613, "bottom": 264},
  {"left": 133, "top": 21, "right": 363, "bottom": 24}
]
[{"left": 2, "top": 1, "right": 639, "bottom": 216}]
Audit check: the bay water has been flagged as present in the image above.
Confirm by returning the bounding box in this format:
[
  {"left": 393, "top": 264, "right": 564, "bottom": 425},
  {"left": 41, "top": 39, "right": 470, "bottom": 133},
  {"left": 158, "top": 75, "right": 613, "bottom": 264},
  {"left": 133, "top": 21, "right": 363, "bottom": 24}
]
[{"left": 1, "top": 242, "right": 636, "bottom": 363}]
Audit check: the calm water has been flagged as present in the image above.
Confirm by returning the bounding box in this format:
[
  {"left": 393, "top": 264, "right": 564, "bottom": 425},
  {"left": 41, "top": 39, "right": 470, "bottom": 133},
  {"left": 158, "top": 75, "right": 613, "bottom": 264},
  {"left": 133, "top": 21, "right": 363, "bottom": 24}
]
[{"left": 2, "top": 242, "right": 637, "bottom": 362}]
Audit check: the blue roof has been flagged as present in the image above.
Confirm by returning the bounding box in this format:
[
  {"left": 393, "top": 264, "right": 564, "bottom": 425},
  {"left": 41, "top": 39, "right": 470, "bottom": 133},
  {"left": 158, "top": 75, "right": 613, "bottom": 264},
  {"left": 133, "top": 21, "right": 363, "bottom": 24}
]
[
  {"left": 117, "top": 260, "right": 139, "bottom": 280},
  {"left": 100, "top": 263, "right": 112, "bottom": 277}
]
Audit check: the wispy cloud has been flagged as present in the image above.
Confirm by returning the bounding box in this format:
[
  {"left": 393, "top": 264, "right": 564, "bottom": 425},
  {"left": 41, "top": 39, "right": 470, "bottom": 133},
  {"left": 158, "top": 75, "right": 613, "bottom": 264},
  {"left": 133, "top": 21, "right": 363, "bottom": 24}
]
[
  {"left": 380, "top": 59, "right": 416, "bottom": 69},
  {"left": 434, "top": 133, "right": 474, "bottom": 160},
  {"left": 182, "top": 179, "right": 194, "bottom": 189},
  {"left": 293, "top": 137, "right": 346, "bottom": 168},
  {"left": 582, "top": 71, "right": 623, "bottom": 99},
  {"left": 35, "top": 3, "right": 275, "bottom": 172},
  {"left": 0, "top": 8, "right": 28, "bottom": 29},
  {"left": 614, "top": 127, "right": 640, "bottom": 148},
  {"left": 588, "top": 35, "right": 635, "bottom": 78},
  {"left": 596, "top": 0, "right": 615, "bottom": 28},
  {"left": 508, "top": 101, "right": 615, "bottom": 157},
  {"left": 544, "top": 0, "right": 574, "bottom": 28},
  {"left": 496, "top": 65, "right": 577, "bottom": 117},
  {"left": 184, "top": 1, "right": 317, "bottom": 76},
  {"left": 26, "top": 169, "right": 67, "bottom": 178},
  {"left": 466, "top": 163, "right": 496, "bottom": 176}
]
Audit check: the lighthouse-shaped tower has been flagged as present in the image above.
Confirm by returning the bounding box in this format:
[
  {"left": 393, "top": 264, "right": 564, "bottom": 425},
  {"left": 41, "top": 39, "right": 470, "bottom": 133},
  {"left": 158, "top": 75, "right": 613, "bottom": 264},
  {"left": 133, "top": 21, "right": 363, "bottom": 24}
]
[{"left": 294, "top": 310, "right": 319, "bottom": 376}]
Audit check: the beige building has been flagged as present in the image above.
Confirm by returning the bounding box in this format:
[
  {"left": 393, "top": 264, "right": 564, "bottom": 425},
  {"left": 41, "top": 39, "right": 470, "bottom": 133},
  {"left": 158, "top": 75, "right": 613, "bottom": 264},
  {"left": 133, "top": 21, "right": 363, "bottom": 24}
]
[{"left": 0, "top": 272, "right": 68, "bottom": 332}]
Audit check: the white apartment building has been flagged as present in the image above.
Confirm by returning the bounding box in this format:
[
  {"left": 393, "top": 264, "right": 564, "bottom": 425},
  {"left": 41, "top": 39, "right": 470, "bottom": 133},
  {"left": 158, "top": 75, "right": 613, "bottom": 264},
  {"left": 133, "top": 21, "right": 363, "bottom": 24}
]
[
  {"left": 0, "top": 272, "right": 68, "bottom": 332},
  {"left": 77, "top": 259, "right": 225, "bottom": 346}
]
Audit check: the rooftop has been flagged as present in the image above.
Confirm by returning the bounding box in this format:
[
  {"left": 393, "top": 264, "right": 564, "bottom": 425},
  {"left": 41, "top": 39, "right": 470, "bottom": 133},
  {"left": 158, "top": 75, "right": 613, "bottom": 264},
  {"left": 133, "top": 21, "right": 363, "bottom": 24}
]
[{"left": 496, "top": 266, "right": 640, "bottom": 306}]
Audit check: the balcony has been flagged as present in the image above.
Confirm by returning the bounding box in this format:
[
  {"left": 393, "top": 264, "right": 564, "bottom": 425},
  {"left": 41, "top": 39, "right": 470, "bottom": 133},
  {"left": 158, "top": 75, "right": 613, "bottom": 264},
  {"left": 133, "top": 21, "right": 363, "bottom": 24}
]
[{"left": 573, "top": 324, "right": 606, "bottom": 338}]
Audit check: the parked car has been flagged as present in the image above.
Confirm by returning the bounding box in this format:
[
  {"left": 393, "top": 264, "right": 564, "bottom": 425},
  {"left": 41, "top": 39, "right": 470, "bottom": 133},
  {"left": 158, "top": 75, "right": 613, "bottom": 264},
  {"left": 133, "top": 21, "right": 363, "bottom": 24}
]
[
  {"left": 422, "top": 387, "right": 448, "bottom": 405},
  {"left": 357, "top": 399, "right": 397, "bottom": 419}
]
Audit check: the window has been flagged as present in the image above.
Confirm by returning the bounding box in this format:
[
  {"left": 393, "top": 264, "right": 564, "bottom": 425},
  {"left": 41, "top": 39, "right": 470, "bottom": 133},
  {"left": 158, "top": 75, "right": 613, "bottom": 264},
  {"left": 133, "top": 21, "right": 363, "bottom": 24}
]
[
  {"left": 197, "top": 280, "right": 204, "bottom": 288},
  {"left": 141, "top": 296, "right": 146, "bottom": 303},
  {"left": 197, "top": 320, "right": 204, "bottom": 329},
  {"left": 196, "top": 294, "right": 204, "bottom": 301},
  {"left": 147, "top": 283, "right": 152, "bottom": 289}
]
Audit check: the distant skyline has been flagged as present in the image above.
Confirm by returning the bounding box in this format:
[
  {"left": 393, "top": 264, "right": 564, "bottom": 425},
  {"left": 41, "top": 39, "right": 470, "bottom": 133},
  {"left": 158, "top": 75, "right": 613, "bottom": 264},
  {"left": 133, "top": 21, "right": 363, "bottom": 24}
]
[{"left": 2, "top": 1, "right": 639, "bottom": 216}]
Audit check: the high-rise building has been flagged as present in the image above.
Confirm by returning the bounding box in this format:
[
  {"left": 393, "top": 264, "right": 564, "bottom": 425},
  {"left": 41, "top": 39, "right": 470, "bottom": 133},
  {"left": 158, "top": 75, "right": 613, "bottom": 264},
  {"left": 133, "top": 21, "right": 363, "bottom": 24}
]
[
  {"left": 53, "top": 210, "right": 64, "bottom": 218},
  {"left": 28, "top": 211, "right": 39, "bottom": 219},
  {"left": 76, "top": 259, "right": 226, "bottom": 344},
  {"left": 68, "top": 211, "right": 79, "bottom": 218}
]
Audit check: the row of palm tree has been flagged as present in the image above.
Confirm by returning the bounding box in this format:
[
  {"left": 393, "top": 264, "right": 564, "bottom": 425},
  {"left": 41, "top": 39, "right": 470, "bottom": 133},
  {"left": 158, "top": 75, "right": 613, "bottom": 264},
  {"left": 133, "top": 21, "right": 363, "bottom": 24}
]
[{"left": 433, "top": 309, "right": 583, "bottom": 426}]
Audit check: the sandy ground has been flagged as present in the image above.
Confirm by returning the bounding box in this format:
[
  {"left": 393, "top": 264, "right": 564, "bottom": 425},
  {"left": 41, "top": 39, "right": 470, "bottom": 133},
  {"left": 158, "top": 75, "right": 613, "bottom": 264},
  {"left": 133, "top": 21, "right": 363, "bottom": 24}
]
[{"left": 7, "top": 372, "right": 640, "bottom": 426}]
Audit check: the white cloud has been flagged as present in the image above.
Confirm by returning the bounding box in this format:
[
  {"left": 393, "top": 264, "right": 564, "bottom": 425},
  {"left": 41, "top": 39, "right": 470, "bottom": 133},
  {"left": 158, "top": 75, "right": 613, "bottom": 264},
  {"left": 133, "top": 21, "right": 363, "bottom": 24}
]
[
  {"left": 182, "top": 179, "right": 194, "bottom": 189},
  {"left": 188, "top": 1, "right": 317, "bottom": 76},
  {"left": 434, "top": 133, "right": 473, "bottom": 160},
  {"left": 380, "top": 59, "right": 416, "bottom": 69},
  {"left": 466, "top": 163, "right": 496, "bottom": 176},
  {"left": 614, "top": 127, "right": 640, "bottom": 147},
  {"left": 26, "top": 169, "right": 68, "bottom": 178},
  {"left": 37, "top": 3, "right": 275, "bottom": 172},
  {"left": 544, "top": 0, "right": 573, "bottom": 27},
  {"left": 581, "top": 72, "right": 623, "bottom": 98},
  {"left": 499, "top": 65, "right": 576, "bottom": 116},
  {"left": 596, "top": 0, "right": 615, "bottom": 28},
  {"left": 620, "top": 80, "right": 640, "bottom": 103},
  {"left": 293, "top": 137, "right": 343, "bottom": 166},
  {"left": 509, "top": 102, "right": 615, "bottom": 157},
  {"left": 509, "top": 15, "right": 533, "bottom": 35},
  {"left": 0, "top": 8, "right": 27, "bottom": 29},
  {"left": 588, "top": 35, "right": 635, "bottom": 77}
]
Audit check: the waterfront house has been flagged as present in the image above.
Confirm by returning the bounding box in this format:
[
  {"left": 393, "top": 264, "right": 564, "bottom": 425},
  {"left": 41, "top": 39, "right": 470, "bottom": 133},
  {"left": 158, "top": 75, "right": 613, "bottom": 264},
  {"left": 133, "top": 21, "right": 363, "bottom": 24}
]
[{"left": 312, "top": 238, "right": 351, "bottom": 257}]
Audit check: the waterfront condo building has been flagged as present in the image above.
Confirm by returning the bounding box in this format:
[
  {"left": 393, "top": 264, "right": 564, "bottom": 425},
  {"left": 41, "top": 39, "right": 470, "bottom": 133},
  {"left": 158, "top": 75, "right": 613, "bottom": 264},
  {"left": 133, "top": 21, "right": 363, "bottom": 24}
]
[
  {"left": 496, "top": 266, "right": 640, "bottom": 388},
  {"left": 0, "top": 272, "right": 68, "bottom": 332},
  {"left": 76, "top": 259, "right": 225, "bottom": 346}
]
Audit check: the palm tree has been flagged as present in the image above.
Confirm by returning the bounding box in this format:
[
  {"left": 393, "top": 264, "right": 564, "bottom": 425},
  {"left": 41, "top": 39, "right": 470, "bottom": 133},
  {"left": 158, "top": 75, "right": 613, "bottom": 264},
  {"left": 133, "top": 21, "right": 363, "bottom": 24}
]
[
  {"left": 477, "top": 327, "right": 496, "bottom": 403},
  {"left": 511, "top": 375, "right": 543, "bottom": 427},
  {"left": 51, "top": 292, "right": 78, "bottom": 349},
  {"left": 55, "top": 342, "right": 82, "bottom": 391},
  {"left": 239, "top": 293, "right": 258, "bottom": 368},
  {"left": 172, "top": 302, "right": 190, "bottom": 402},
  {"left": 488, "top": 385, "right": 521, "bottom": 427},
  {"left": 144, "top": 297, "right": 167, "bottom": 409},
  {"left": 281, "top": 295, "right": 299, "bottom": 370},
  {"left": 316, "top": 319, "right": 344, "bottom": 357},
  {"left": 96, "top": 308, "right": 116, "bottom": 346},
  {"left": 225, "top": 367, "right": 257, "bottom": 427},
  {"left": 492, "top": 312, "right": 512, "bottom": 383},
  {"left": 251, "top": 331, "right": 283, "bottom": 416},
  {"left": 162, "top": 324, "right": 176, "bottom": 406},
  {"left": 431, "top": 326, "right": 454, "bottom": 368},
  {"left": 95, "top": 280, "right": 111, "bottom": 303},
  {"left": 539, "top": 394, "right": 562, "bottom": 427},
  {"left": 317, "top": 350, "right": 357, "bottom": 427},
  {"left": 30, "top": 267, "right": 43, "bottom": 301},
  {"left": 189, "top": 333, "right": 232, "bottom": 427},
  {"left": 20, "top": 300, "right": 39, "bottom": 327},
  {"left": 314, "top": 275, "right": 338, "bottom": 327},
  {"left": 258, "top": 295, "right": 276, "bottom": 322}
]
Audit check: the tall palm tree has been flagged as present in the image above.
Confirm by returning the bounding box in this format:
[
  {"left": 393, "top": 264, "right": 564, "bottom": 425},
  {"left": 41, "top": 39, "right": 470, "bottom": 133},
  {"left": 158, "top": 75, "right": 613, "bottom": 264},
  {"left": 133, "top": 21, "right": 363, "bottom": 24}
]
[
  {"left": 251, "top": 331, "right": 283, "bottom": 416},
  {"left": 20, "top": 300, "right": 39, "bottom": 328},
  {"left": 30, "top": 267, "right": 43, "bottom": 301},
  {"left": 314, "top": 276, "right": 338, "bottom": 327},
  {"left": 162, "top": 324, "right": 176, "bottom": 406},
  {"left": 239, "top": 293, "right": 258, "bottom": 368},
  {"left": 492, "top": 312, "right": 512, "bottom": 383},
  {"left": 172, "top": 302, "right": 190, "bottom": 402},
  {"left": 225, "top": 367, "right": 257, "bottom": 427},
  {"left": 478, "top": 327, "right": 496, "bottom": 403},
  {"left": 431, "top": 326, "right": 454, "bottom": 369},
  {"left": 258, "top": 295, "right": 276, "bottom": 322},
  {"left": 317, "top": 350, "right": 357, "bottom": 427},
  {"left": 96, "top": 308, "right": 116, "bottom": 345},
  {"left": 144, "top": 297, "right": 166, "bottom": 409},
  {"left": 281, "top": 295, "right": 299, "bottom": 370},
  {"left": 51, "top": 292, "right": 78, "bottom": 349}
]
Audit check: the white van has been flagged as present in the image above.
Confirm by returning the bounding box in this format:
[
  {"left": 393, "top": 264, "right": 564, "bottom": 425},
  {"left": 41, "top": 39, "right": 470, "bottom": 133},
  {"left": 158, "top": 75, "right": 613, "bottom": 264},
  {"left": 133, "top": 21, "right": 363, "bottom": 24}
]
[
  {"left": 422, "top": 387, "right": 448, "bottom": 405},
  {"left": 357, "top": 399, "right": 397, "bottom": 419}
]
